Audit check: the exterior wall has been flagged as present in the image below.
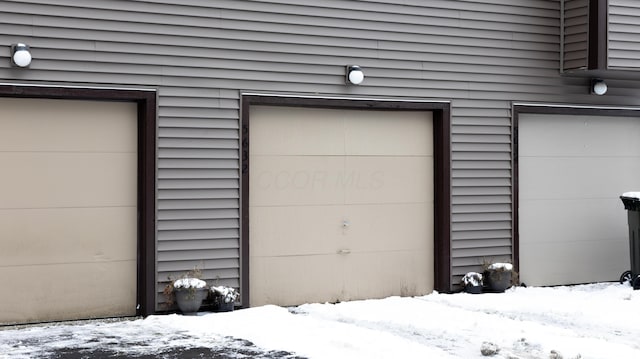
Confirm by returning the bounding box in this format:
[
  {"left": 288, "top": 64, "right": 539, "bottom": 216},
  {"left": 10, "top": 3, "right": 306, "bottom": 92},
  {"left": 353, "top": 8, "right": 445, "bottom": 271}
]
[
  {"left": 608, "top": 0, "right": 640, "bottom": 69},
  {"left": 4, "top": 0, "right": 640, "bottom": 310},
  {"left": 563, "top": 0, "right": 589, "bottom": 71},
  {"left": 562, "top": 0, "right": 640, "bottom": 72}
]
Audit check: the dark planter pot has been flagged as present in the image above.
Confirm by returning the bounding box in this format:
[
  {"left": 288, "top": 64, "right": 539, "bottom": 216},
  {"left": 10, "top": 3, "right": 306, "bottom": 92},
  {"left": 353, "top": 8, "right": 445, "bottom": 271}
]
[
  {"left": 213, "top": 295, "right": 235, "bottom": 312},
  {"left": 175, "top": 287, "right": 209, "bottom": 315},
  {"left": 464, "top": 284, "right": 483, "bottom": 294},
  {"left": 484, "top": 269, "right": 512, "bottom": 293}
]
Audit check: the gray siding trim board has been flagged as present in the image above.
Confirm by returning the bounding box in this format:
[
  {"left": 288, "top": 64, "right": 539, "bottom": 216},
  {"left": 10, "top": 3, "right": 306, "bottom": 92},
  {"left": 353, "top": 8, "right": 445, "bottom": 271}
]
[
  {"left": 609, "top": 0, "right": 640, "bottom": 70},
  {"left": 562, "top": 0, "right": 590, "bottom": 71}
]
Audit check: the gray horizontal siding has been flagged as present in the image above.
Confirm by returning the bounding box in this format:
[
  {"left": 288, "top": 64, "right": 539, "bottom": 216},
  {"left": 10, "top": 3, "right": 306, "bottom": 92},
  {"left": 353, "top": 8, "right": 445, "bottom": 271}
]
[
  {"left": 5, "top": 0, "right": 640, "bottom": 305},
  {"left": 563, "top": 0, "right": 589, "bottom": 71},
  {"left": 608, "top": 0, "right": 640, "bottom": 69}
]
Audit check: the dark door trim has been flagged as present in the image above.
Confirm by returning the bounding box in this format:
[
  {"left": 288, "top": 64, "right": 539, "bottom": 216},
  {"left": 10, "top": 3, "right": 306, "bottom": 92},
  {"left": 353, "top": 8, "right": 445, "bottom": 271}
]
[
  {"left": 240, "top": 94, "right": 452, "bottom": 306},
  {"left": 0, "top": 84, "right": 157, "bottom": 317},
  {"left": 512, "top": 103, "right": 640, "bottom": 273},
  {"left": 588, "top": 0, "right": 608, "bottom": 70}
]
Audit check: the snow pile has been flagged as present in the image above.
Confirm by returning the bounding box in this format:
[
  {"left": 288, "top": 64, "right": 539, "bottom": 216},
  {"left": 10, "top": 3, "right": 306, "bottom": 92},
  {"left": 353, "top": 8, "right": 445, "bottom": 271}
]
[
  {"left": 621, "top": 192, "right": 640, "bottom": 199},
  {"left": 486, "top": 262, "right": 513, "bottom": 271},
  {"left": 173, "top": 277, "right": 206, "bottom": 289},
  {"left": 480, "top": 342, "right": 500, "bottom": 356},
  {"left": 211, "top": 285, "right": 239, "bottom": 303},
  {"left": 1, "top": 283, "right": 639, "bottom": 358},
  {"left": 462, "top": 272, "right": 483, "bottom": 286}
]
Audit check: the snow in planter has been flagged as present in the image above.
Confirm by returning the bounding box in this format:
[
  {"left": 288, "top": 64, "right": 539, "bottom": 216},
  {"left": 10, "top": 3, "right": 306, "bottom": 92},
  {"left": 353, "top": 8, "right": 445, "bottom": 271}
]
[
  {"left": 211, "top": 285, "right": 239, "bottom": 303},
  {"left": 487, "top": 262, "right": 513, "bottom": 271},
  {"left": 173, "top": 277, "right": 207, "bottom": 289},
  {"left": 462, "top": 272, "right": 483, "bottom": 286}
]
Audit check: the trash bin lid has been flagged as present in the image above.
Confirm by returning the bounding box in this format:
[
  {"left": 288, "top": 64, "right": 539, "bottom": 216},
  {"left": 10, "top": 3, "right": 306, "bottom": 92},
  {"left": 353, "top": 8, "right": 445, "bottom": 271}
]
[{"left": 621, "top": 192, "right": 640, "bottom": 211}]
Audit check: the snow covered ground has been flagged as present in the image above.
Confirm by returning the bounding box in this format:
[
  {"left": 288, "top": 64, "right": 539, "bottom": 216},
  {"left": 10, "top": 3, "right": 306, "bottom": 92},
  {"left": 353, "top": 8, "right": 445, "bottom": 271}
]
[{"left": 1, "top": 282, "right": 639, "bottom": 358}]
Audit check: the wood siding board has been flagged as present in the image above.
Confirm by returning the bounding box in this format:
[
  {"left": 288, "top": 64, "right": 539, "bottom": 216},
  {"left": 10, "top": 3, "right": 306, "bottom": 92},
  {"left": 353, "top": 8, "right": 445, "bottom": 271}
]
[
  {"left": 158, "top": 218, "right": 239, "bottom": 231},
  {"left": 453, "top": 204, "right": 513, "bottom": 214},
  {"left": 453, "top": 213, "right": 512, "bottom": 222},
  {"left": 453, "top": 246, "right": 513, "bottom": 258},
  {"left": 453, "top": 187, "right": 512, "bottom": 196},
  {"left": 158, "top": 228, "right": 239, "bottom": 241},
  {"left": 452, "top": 229, "right": 513, "bottom": 241},
  {"left": 158, "top": 179, "right": 239, "bottom": 190},
  {"left": 157, "top": 199, "right": 239, "bottom": 211},
  {"left": 158, "top": 238, "right": 239, "bottom": 251},
  {"left": 452, "top": 161, "right": 512, "bottom": 170},
  {"left": 157, "top": 208, "right": 239, "bottom": 220},
  {"left": 158, "top": 138, "right": 238, "bottom": 148},
  {"left": 453, "top": 178, "right": 512, "bottom": 187},
  {"left": 159, "top": 149, "right": 239, "bottom": 160},
  {"left": 563, "top": 0, "right": 589, "bottom": 71},
  {"left": 158, "top": 169, "right": 239, "bottom": 180},
  {"left": 452, "top": 152, "right": 512, "bottom": 161},
  {"left": 158, "top": 189, "right": 239, "bottom": 200},
  {"left": 158, "top": 159, "right": 239, "bottom": 169},
  {"left": 453, "top": 221, "right": 512, "bottom": 231},
  {"left": 453, "top": 169, "right": 512, "bottom": 179},
  {"left": 609, "top": 1, "right": 640, "bottom": 69},
  {"left": 158, "top": 119, "right": 239, "bottom": 129},
  {"left": 157, "top": 249, "right": 239, "bottom": 262},
  {"left": 452, "top": 238, "right": 512, "bottom": 249},
  {"left": 452, "top": 195, "right": 512, "bottom": 205},
  {"left": 157, "top": 259, "right": 240, "bottom": 273},
  {"left": 159, "top": 128, "right": 238, "bottom": 139}
]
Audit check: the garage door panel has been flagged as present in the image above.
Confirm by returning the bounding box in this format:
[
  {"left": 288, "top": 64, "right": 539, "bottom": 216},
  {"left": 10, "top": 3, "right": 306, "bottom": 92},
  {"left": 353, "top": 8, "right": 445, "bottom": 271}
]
[
  {"left": 250, "top": 106, "right": 344, "bottom": 156},
  {"left": 519, "top": 113, "right": 637, "bottom": 286},
  {"left": 0, "top": 207, "right": 137, "bottom": 266},
  {"left": 250, "top": 106, "right": 434, "bottom": 307},
  {"left": 519, "top": 115, "right": 640, "bottom": 157},
  {"left": 0, "top": 98, "right": 137, "bottom": 152},
  {"left": 345, "top": 111, "right": 433, "bottom": 156},
  {"left": 520, "top": 199, "right": 627, "bottom": 244},
  {"left": 520, "top": 157, "right": 640, "bottom": 200},
  {"left": 250, "top": 205, "right": 344, "bottom": 257},
  {"left": 519, "top": 239, "right": 628, "bottom": 286},
  {"left": 250, "top": 155, "right": 345, "bottom": 207},
  {"left": 1, "top": 153, "right": 137, "bottom": 209},
  {"left": 250, "top": 255, "right": 345, "bottom": 307},
  {"left": 0, "top": 98, "right": 138, "bottom": 324},
  {"left": 342, "top": 251, "right": 433, "bottom": 300},
  {"left": 345, "top": 156, "right": 433, "bottom": 205},
  {"left": 0, "top": 260, "right": 137, "bottom": 324},
  {"left": 346, "top": 203, "right": 433, "bottom": 252}
]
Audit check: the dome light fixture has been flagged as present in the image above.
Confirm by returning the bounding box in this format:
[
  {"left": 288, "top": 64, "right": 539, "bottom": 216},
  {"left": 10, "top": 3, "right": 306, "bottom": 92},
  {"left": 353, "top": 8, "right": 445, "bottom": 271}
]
[
  {"left": 346, "top": 65, "right": 364, "bottom": 85},
  {"left": 11, "top": 43, "right": 32, "bottom": 68},
  {"left": 591, "top": 79, "right": 607, "bottom": 96}
]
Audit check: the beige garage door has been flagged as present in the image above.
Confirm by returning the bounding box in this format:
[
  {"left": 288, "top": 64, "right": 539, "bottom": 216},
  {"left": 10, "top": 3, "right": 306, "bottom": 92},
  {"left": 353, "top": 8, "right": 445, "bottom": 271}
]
[
  {"left": 519, "top": 114, "right": 638, "bottom": 286},
  {"left": 249, "top": 106, "right": 434, "bottom": 306},
  {"left": 0, "top": 98, "right": 138, "bottom": 324}
]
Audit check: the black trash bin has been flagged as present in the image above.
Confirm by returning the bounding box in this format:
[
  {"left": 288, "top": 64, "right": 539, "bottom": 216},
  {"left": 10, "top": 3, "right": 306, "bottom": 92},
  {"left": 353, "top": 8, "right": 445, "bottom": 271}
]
[{"left": 620, "top": 194, "right": 640, "bottom": 289}]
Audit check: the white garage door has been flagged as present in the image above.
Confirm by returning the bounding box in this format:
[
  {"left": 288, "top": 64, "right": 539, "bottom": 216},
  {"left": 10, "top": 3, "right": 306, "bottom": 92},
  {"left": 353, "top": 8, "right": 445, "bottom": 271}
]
[
  {"left": 0, "top": 98, "right": 138, "bottom": 324},
  {"left": 519, "top": 114, "right": 638, "bottom": 286},
  {"left": 249, "top": 106, "right": 434, "bottom": 306}
]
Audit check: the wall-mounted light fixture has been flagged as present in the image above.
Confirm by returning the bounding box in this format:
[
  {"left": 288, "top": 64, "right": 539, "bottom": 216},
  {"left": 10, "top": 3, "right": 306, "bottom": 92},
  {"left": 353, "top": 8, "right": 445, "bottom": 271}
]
[
  {"left": 591, "top": 79, "right": 607, "bottom": 96},
  {"left": 11, "top": 43, "right": 32, "bottom": 68},
  {"left": 346, "top": 65, "right": 364, "bottom": 85}
]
